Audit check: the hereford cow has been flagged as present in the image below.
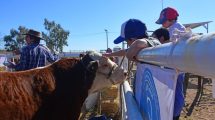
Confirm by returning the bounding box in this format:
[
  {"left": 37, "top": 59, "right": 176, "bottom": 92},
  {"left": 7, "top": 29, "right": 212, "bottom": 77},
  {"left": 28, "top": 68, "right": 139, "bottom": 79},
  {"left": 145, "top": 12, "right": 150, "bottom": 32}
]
[{"left": 0, "top": 51, "right": 127, "bottom": 120}]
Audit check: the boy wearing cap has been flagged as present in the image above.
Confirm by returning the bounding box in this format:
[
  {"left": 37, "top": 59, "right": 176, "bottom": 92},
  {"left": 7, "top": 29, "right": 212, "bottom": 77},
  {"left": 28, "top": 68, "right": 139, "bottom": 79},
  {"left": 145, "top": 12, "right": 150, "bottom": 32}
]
[
  {"left": 6, "top": 29, "right": 58, "bottom": 71},
  {"left": 156, "top": 7, "right": 186, "bottom": 120},
  {"left": 156, "top": 7, "right": 186, "bottom": 42},
  {"left": 104, "top": 19, "right": 160, "bottom": 61}
]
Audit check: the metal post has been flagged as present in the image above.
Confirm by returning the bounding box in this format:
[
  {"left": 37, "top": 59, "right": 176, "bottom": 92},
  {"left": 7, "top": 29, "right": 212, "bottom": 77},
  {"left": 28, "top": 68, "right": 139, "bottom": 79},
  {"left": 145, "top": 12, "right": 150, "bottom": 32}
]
[{"left": 104, "top": 29, "right": 109, "bottom": 49}]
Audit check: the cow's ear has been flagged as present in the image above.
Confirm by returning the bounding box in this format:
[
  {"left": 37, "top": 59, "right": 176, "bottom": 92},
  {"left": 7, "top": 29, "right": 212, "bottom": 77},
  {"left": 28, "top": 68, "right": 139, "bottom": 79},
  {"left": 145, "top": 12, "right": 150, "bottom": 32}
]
[{"left": 87, "top": 61, "right": 98, "bottom": 72}]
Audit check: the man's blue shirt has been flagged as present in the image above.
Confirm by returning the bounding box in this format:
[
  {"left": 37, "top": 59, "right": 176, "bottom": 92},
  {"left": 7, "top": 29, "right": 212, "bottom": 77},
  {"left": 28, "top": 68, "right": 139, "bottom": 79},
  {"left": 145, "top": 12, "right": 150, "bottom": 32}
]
[{"left": 15, "top": 43, "right": 58, "bottom": 71}]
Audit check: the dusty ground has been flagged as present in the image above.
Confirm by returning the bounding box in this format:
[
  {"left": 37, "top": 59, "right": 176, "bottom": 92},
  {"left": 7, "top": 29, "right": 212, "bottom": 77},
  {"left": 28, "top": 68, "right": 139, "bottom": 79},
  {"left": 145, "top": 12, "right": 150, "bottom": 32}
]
[{"left": 180, "top": 77, "right": 215, "bottom": 120}]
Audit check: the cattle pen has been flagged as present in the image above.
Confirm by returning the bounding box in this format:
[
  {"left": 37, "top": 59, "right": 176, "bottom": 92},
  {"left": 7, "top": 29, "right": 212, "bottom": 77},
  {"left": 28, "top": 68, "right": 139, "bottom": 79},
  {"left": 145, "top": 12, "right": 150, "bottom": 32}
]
[{"left": 1, "top": 33, "right": 215, "bottom": 120}]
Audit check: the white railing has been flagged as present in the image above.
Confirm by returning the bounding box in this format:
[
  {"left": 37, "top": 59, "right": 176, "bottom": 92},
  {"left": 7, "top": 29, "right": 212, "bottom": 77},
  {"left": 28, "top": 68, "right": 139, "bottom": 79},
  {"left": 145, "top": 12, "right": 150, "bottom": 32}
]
[{"left": 137, "top": 33, "right": 215, "bottom": 79}]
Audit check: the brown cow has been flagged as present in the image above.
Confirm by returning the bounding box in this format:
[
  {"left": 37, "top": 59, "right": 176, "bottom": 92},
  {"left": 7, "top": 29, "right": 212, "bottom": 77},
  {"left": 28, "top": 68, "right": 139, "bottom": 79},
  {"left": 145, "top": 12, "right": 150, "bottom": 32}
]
[{"left": 0, "top": 51, "right": 127, "bottom": 120}]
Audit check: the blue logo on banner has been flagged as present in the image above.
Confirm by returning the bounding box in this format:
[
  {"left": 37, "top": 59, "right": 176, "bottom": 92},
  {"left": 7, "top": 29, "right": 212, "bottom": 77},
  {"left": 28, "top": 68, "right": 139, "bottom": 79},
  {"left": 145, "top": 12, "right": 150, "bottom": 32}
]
[{"left": 140, "top": 68, "right": 160, "bottom": 120}]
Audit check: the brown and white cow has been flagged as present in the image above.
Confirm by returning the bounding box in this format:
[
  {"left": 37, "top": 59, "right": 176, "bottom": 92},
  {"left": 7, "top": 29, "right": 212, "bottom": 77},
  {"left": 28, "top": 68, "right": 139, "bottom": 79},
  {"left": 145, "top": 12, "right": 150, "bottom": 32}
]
[{"left": 0, "top": 51, "right": 127, "bottom": 120}]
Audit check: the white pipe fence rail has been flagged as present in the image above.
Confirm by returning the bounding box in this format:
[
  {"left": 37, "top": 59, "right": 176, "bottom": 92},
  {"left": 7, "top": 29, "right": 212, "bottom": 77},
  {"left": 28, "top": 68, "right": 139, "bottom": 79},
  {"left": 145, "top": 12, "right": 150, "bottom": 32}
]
[{"left": 137, "top": 33, "right": 215, "bottom": 79}]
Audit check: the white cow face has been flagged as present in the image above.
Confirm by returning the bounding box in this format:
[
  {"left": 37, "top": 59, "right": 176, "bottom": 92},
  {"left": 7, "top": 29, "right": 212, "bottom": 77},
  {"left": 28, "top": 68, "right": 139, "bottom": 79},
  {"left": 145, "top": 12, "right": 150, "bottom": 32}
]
[
  {"left": 87, "top": 51, "right": 127, "bottom": 94},
  {"left": 97, "top": 57, "right": 126, "bottom": 84}
]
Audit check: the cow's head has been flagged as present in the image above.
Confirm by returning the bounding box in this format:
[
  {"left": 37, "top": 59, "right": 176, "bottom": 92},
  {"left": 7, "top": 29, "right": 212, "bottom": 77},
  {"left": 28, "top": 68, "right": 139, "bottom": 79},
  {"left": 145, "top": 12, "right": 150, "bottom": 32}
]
[{"left": 83, "top": 51, "right": 127, "bottom": 94}]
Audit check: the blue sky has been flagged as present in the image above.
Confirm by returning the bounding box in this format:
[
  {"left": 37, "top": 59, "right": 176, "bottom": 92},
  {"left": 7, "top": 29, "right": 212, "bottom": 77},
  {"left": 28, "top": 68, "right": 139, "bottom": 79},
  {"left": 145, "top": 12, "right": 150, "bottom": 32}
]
[{"left": 0, "top": 0, "right": 215, "bottom": 52}]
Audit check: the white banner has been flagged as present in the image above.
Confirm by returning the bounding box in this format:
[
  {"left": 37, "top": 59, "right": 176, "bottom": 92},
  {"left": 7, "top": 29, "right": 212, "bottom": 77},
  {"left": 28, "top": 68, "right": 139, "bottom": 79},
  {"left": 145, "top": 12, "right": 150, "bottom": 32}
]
[{"left": 134, "top": 63, "right": 178, "bottom": 120}]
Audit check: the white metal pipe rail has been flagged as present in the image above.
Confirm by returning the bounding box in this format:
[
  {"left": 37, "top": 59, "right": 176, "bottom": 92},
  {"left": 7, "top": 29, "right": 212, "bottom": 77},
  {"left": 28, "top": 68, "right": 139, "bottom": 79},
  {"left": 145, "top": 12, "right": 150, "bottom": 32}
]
[{"left": 137, "top": 33, "right": 215, "bottom": 79}]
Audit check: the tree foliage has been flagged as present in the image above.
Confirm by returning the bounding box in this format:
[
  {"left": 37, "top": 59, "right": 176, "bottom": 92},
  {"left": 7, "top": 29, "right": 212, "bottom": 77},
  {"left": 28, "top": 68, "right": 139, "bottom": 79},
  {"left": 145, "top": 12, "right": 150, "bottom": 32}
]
[
  {"left": 3, "top": 26, "right": 28, "bottom": 51},
  {"left": 42, "top": 18, "right": 70, "bottom": 52}
]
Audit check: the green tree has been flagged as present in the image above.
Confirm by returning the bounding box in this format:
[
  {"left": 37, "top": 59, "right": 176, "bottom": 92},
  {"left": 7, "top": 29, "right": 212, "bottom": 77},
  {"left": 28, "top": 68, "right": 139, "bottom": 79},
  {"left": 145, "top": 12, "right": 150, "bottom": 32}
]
[
  {"left": 3, "top": 26, "right": 28, "bottom": 51},
  {"left": 42, "top": 18, "right": 70, "bottom": 52}
]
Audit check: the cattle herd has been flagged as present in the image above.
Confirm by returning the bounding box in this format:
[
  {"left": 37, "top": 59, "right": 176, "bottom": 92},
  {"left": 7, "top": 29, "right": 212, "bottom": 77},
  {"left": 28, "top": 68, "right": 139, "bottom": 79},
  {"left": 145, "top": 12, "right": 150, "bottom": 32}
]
[{"left": 0, "top": 51, "right": 127, "bottom": 120}]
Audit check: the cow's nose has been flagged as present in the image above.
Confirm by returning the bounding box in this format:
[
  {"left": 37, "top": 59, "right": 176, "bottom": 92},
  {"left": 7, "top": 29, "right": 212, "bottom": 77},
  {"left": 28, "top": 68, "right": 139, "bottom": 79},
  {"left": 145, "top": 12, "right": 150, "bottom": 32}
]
[{"left": 124, "top": 72, "right": 128, "bottom": 76}]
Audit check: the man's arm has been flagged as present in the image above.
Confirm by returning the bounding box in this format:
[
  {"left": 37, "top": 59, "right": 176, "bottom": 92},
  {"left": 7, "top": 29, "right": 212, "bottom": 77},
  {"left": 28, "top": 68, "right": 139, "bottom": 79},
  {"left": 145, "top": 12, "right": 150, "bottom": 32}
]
[{"left": 45, "top": 50, "right": 59, "bottom": 63}]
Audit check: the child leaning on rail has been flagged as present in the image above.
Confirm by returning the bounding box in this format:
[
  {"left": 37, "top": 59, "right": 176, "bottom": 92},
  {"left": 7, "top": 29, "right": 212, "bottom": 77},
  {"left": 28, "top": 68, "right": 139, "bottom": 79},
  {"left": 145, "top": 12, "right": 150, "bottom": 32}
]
[{"left": 103, "top": 19, "right": 160, "bottom": 61}]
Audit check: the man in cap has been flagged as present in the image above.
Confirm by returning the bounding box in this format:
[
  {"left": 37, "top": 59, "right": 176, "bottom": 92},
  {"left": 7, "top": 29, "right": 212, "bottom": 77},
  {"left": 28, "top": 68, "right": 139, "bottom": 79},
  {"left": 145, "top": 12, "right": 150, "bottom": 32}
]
[
  {"left": 6, "top": 29, "right": 58, "bottom": 71},
  {"left": 104, "top": 19, "right": 160, "bottom": 61},
  {"left": 156, "top": 7, "right": 186, "bottom": 120}
]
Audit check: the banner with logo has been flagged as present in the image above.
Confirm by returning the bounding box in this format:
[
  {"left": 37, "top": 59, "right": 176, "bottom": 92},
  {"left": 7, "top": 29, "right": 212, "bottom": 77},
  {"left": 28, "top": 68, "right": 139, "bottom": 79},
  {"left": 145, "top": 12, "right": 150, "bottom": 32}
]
[{"left": 134, "top": 63, "right": 178, "bottom": 120}]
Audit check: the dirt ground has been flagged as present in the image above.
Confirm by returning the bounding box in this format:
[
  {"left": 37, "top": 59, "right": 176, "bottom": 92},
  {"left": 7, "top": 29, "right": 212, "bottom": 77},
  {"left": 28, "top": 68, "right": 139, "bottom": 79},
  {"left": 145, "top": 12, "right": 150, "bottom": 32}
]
[{"left": 180, "top": 77, "right": 215, "bottom": 120}]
